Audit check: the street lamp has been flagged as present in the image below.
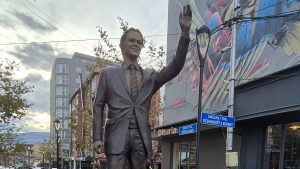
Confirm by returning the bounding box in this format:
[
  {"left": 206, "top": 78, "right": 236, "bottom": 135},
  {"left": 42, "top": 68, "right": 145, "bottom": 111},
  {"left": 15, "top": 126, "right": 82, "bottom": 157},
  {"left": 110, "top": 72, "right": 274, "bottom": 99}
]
[
  {"left": 27, "top": 146, "right": 31, "bottom": 167},
  {"left": 42, "top": 151, "right": 45, "bottom": 168},
  {"left": 54, "top": 119, "right": 61, "bottom": 169},
  {"left": 195, "top": 25, "right": 211, "bottom": 169}
]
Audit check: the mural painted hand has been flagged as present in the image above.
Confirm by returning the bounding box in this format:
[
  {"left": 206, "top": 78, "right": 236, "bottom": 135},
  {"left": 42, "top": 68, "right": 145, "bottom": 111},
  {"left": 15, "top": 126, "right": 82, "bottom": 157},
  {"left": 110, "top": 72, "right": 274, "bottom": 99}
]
[{"left": 179, "top": 4, "right": 192, "bottom": 38}]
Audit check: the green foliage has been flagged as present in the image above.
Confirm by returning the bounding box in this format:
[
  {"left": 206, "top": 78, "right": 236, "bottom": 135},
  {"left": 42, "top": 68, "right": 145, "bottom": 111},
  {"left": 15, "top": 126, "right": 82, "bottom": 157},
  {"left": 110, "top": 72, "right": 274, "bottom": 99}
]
[
  {"left": 39, "top": 139, "right": 55, "bottom": 163},
  {"left": 0, "top": 123, "right": 18, "bottom": 153},
  {"left": 70, "top": 105, "right": 93, "bottom": 156},
  {"left": 0, "top": 122, "right": 25, "bottom": 159},
  {"left": 0, "top": 60, "right": 33, "bottom": 124}
]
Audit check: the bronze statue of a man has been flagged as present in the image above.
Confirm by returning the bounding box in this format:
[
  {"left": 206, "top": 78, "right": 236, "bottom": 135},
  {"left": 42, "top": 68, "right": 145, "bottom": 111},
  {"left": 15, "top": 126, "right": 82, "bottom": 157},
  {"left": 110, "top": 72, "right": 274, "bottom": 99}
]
[{"left": 93, "top": 4, "right": 192, "bottom": 169}]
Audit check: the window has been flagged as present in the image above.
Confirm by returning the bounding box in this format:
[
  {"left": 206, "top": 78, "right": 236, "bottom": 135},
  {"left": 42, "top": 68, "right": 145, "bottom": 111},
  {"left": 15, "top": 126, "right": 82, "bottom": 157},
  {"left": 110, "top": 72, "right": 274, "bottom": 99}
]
[
  {"left": 56, "top": 98, "right": 68, "bottom": 107},
  {"left": 63, "top": 120, "right": 69, "bottom": 129},
  {"left": 61, "top": 120, "right": 69, "bottom": 130},
  {"left": 56, "top": 109, "right": 62, "bottom": 118},
  {"left": 76, "top": 67, "right": 82, "bottom": 73},
  {"left": 263, "top": 122, "right": 300, "bottom": 169},
  {"left": 56, "top": 75, "right": 69, "bottom": 85},
  {"left": 56, "top": 86, "right": 69, "bottom": 96},
  {"left": 264, "top": 125, "right": 282, "bottom": 169},
  {"left": 283, "top": 123, "right": 300, "bottom": 169},
  {"left": 56, "top": 64, "right": 68, "bottom": 73},
  {"left": 62, "top": 130, "right": 69, "bottom": 140},
  {"left": 56, "top": 109, "right": 69, "bottom": 118},
  {"left": 173, "top": 141, "right": 196, "bottom": 169}
]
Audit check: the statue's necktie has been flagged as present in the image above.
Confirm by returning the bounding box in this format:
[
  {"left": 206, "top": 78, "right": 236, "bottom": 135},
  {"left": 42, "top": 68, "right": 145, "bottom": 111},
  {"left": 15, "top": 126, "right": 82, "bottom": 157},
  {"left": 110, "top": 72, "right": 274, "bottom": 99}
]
[{"left": 129, "top": 64, "right": 138, "bottom": 101}]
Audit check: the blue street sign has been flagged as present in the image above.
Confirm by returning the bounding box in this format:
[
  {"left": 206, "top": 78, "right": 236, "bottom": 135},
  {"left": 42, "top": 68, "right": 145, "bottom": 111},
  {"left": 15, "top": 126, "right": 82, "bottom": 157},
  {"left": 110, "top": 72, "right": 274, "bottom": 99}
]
[
  {"left": 201, "top": 112, "right": 235, "bottom": 128},
  {"left": 179, "top": 123, "right": 197, "bottom": 135}
]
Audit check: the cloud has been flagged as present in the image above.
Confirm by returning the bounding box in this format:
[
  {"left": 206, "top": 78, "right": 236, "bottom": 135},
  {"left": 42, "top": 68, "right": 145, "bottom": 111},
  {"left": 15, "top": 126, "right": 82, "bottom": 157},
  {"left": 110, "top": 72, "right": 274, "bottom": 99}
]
[
  {"left": 0, "top": 14, "right": 15, "bottom": 28},
  {"left": 24, "top": 73, "right": 50, "bottom": 113},
  {"left": 12, "top": 111, "right": 50, "bottom": 132},
  {"left": 8, "top": 43, "right": 69, "bottom": 71},
  {"left": 13, "top": 11, "right": 56, "bottom": 32},
  {"left": 10, "top": 73, "right": 51, "bottom": 132},
  {"left": 24, "top": 111, "right": 50, "bottom": 132}
]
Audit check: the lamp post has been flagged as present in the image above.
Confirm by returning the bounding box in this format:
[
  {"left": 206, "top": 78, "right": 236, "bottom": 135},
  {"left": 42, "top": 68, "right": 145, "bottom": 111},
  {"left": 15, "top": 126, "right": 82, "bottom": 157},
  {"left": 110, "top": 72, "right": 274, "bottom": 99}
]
[
  {"left": 42, "top": 151, "right": 45, "bottom": 168},
  {"left": 195, "top": 25, "right": 211, "bottom": 169},
  {"left": 27, "top": 146, "right": 31, "bottom": 167},
  {"left": 54, "top": 119, "right": 61, "bottom": 169}
]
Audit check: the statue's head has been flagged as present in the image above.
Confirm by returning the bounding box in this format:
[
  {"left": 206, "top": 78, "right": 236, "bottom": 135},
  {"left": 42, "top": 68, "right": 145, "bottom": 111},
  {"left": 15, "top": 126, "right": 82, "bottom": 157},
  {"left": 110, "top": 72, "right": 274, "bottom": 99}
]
[{"left": 120, "top": 28, "right": 144, "bottom": 61}]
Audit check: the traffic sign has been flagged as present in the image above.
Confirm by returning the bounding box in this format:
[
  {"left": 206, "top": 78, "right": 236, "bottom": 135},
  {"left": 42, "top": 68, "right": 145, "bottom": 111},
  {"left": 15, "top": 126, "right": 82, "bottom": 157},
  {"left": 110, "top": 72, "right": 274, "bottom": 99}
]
[
  {"left": 201, "top": 112, "right": 235, "bottom": 128},
  {"left": 179, "top": 123, "right": 197, "bottom": 135}
]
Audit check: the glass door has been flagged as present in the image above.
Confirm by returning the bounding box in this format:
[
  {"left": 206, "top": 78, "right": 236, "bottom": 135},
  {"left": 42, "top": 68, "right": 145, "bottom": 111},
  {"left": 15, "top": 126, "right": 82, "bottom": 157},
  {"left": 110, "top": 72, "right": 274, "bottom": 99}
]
[{"left": 173, "top": 141, "right": 196, "bottom": 169}]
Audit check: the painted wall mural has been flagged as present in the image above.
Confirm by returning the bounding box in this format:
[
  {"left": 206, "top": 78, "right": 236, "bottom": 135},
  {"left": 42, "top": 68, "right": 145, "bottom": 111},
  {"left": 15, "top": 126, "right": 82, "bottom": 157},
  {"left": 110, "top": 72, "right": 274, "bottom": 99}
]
[{"left": 163, "top": 0, "right": 300, "bottom": 125}]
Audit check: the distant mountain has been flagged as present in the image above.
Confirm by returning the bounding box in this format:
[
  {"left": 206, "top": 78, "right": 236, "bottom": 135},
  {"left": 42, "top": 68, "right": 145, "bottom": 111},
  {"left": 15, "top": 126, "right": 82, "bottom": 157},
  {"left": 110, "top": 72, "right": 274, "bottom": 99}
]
[{"left": 17, "top": 132, "right": 49, "bottom": 144}]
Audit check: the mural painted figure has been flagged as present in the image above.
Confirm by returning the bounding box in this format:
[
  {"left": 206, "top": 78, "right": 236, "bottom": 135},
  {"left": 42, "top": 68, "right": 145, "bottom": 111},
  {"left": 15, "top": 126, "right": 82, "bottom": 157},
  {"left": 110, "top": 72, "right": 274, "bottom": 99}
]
[{"left": 93, "top": 4, "right": 192, "bottom": 169}]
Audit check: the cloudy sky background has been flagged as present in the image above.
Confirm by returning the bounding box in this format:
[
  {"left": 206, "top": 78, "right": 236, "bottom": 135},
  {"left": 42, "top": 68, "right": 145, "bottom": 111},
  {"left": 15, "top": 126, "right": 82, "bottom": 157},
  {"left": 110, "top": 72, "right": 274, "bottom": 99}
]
[{"left": 0, "top": 0, "right": 170, "bottom": 132}]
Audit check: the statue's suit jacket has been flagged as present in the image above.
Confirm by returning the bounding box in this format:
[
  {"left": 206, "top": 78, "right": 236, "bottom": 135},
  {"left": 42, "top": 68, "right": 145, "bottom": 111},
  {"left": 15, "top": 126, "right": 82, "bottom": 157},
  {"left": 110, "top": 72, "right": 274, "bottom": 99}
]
[{"left": 93, "top": 36, "right": 190, "bottom": 156}]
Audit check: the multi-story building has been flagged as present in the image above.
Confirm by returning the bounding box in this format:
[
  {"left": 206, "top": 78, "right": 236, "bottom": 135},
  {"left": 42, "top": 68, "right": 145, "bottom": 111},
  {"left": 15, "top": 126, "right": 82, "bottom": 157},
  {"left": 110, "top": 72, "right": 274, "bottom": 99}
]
[
  {"left": 155, "top": 1, "right": 300, "bottom": 169},
  {"left": 50, "top": 52, "right": 96, "bottom": 154}
]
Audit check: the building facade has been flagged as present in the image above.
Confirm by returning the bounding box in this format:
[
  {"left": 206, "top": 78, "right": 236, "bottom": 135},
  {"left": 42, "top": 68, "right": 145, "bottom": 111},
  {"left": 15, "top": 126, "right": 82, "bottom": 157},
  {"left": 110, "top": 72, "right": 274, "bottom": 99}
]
[
  {"left": 50, "top": 52, "right": 96, "bottom": 154},
  {"left": 157, "top": 0, "right": 300, "bottom": 169}
]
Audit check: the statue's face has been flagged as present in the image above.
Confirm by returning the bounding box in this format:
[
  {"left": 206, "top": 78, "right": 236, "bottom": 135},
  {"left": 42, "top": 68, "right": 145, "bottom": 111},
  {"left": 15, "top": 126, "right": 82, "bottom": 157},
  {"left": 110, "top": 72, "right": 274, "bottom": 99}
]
[{"left": 122, "top": 31, "right": 143, "bottom": 61}]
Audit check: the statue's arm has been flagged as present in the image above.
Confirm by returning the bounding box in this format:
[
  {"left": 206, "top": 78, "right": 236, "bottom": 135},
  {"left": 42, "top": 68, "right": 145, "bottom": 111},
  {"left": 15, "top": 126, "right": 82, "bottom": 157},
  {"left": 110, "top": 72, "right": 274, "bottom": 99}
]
[
  {"left": 93, "top": 68, "right": 107, "bottom": 142},
  {"left": 154, "top": 4, "right": 192, "bottom": 89}
]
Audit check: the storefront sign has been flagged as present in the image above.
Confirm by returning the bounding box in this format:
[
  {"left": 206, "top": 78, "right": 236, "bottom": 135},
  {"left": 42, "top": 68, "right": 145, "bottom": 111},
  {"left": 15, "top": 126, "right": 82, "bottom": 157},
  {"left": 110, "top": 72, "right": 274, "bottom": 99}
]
[
  {"left": 201, "top": 112, "right": 235, "bottom": 128},
  {"left": 179, "top": 123, "right": 197, "bottom": 135},
  {"left": 158, "top": 127, "right": 178, "bottom": 137}
]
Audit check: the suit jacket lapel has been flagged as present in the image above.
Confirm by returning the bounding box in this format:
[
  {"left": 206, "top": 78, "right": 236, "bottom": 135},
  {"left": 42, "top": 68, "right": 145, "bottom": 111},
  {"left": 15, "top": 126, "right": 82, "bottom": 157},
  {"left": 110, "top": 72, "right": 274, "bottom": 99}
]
[{"left": 117, "top": 65, "right": 131, "bottom": 97}]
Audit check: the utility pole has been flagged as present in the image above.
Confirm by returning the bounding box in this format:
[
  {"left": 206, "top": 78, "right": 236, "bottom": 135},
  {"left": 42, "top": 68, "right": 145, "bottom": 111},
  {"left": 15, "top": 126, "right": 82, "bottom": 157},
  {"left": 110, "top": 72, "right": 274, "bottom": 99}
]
[
  {"left": 78, "top": 73, "right": 85, "bottom": 169},
  {"left": 226, "top": 0, "right": 239, "bottom": 168}
]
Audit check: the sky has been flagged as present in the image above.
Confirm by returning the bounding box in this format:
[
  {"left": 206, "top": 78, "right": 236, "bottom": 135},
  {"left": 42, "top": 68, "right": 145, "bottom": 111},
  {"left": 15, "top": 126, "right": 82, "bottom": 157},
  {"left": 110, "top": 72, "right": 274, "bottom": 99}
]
[{"left": 0, "top": 0, "right": 169, "bottom": 132}]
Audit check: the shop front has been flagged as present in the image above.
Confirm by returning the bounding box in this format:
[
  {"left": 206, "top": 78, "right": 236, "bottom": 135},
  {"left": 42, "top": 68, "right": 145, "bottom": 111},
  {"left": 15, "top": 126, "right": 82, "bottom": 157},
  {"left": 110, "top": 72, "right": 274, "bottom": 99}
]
[
  {"left": 235, "top": 64, "right": 300, "bottom": 169},
  {"left": 155, "top": 64, "right": 300, "bottom": 169},
  {"left": 153, "top": 120, "right": 240, "bottom": 169}
]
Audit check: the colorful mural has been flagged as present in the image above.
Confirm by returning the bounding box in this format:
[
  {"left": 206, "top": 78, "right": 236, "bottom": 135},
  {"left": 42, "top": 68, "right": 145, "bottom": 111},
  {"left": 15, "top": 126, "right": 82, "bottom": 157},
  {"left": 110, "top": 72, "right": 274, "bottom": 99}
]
[{"left": 163, "top": 0, "right": 300, "bottom": 125}]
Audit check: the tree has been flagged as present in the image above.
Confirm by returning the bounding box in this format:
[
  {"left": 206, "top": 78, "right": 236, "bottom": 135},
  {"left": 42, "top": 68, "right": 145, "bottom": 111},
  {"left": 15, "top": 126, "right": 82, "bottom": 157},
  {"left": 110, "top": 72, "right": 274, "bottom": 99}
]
[
  {"left": 0, "top": 60, "right": 33, "bottom": 124},
  {"left": 0, "top": 122, "right": 24, "bottom": 166},
  {"left": 70, "top": 105, "right": 93, "bottom": 157},
  {"left": 39, "top": 139, "right": 55, "bottom": 166}
]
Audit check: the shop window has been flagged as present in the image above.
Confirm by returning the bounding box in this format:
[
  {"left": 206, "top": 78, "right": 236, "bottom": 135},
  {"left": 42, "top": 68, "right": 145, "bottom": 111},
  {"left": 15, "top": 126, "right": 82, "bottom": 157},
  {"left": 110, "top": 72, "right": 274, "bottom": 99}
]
[
  {"left": 264, "top": 125, "right": 282, "bottom": 169},
  {"left": 173, "top": 141, "right": 196, "bottom": 169},
  {"left": 263, "top": 122, "right": 300, "bottom": 169},
  {"left": 284, "top": 123, "right": 300, "bottom": 169}
]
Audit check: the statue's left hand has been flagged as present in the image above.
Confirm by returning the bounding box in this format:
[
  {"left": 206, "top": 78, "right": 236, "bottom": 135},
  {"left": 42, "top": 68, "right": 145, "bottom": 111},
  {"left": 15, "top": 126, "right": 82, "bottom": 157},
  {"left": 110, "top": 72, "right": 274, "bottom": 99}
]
[{"left": 179, "top": 4, "right": 192, "bottom": 37}]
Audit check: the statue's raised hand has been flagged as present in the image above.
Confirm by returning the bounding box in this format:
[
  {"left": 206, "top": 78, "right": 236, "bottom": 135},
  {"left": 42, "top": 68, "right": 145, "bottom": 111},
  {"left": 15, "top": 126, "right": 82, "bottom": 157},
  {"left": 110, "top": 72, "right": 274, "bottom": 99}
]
[{"left": 179, "top": 4, "right": 192, "bottom": 37}]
